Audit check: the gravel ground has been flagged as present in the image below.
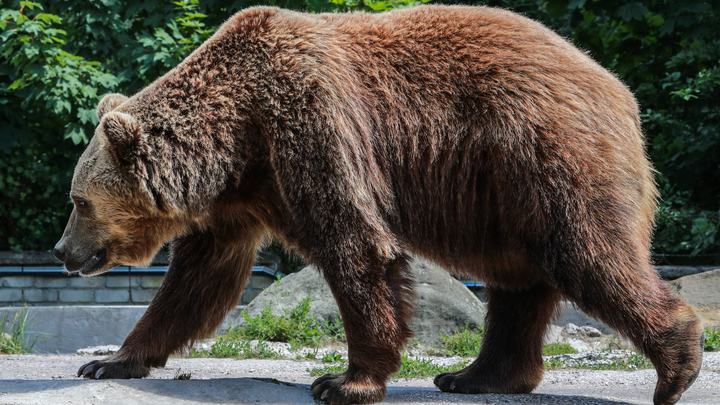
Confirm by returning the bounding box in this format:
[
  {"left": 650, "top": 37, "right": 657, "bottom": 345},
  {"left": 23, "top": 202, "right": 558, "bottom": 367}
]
[{"left": 0, "top": 353, "right": 718, "bottom": 405}]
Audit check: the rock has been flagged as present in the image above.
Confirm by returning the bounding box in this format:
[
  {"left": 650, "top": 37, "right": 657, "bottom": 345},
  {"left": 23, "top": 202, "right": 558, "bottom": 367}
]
[
  {"left": 235, "top": 257, "right": 486, "bottom": 343},
  {"left": 76, "top": 345, "right": 120, "bottom": 356},
  {"left": 544, "top": 324, "right": 563, "bottom": 345},
  {"left": 580, "top": 325, "right": 602, "bottom": 338},
  {"left": 553, "top": 302, "right": 614, "bottom": 334},
  {"left": 239, "top": 265, "right": 339, "bottom": 326},
  {"left": 543, "top": 323, "right": 625, "bottom": 352},
  {"left": 670, "top": 268, "right": 720, "bottom": 329},
  {"left": 657, "top": 266, "right": 719, "bottom": 280},
  {"left": 410, "top": 259, "right": 487, "bottom": 342},
  {"left": 670, "top": 268, "right": 720, "bottom": 308}
]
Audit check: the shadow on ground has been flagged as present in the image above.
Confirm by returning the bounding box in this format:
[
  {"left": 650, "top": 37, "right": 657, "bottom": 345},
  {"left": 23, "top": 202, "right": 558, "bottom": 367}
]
[{"left": 0, "top": 378, "right": 638, "bottom": 405}]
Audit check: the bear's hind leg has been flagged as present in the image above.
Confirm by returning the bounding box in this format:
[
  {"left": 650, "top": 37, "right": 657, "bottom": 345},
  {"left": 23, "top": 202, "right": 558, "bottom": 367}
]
[
  {"left": 555, "top": 260, "right": 703, "bottom": 405},
  {"left": 310, "top": 253, "right": 415, "bottom": 404},
  {"left": 434, "top": 284, "right": 559, "bottom": 394},
  {"left": 78, "top": 219, "right": 265, "bottom": 379}
]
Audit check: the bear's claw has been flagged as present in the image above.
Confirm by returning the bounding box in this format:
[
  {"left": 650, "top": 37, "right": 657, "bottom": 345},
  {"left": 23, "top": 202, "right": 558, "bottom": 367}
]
[
  {"left": 434, "top": 370, "right": 490, "bottom": 394},
  {"left": 77, "top": 358, "right": 149, "bottom": 380},
  {"left": 311, "top": 372, "right": 386, "bottom": 405}
]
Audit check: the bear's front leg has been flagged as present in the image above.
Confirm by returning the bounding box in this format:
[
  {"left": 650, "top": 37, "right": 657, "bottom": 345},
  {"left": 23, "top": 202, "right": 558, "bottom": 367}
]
[
  {"left": 310, "top": 254, "right": 415, "bottom": 404},
  {"left": 78, "top": 220, "right": 265, "bottom": 379}
]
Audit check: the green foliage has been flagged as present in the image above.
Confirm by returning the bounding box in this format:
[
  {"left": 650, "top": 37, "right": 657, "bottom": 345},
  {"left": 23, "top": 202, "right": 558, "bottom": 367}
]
[
  {"left": 0, "top": 0, "right": 221, "bottom": 251},
  {"left": 1, "top": 0, "right": 718, "bottom": 262},
  {"left": 312, "top": 0, "right": 431, "bottom": 12},
  {"left": 437, "top": 324, "right": 483, "bottom": 357},
  {"left": 705, "top": 327, "right": 720, "bottom": 352},
  {"left": 540, "top": 0, "right": 720, "bottom": 262},
  {"left": 0, "top": 306, "right": 43, "bottom": 354},
  {"left": 542, "top": 342, "right": 578, "bottom": 356},
  {"left": 129, "top": 0, "right": 214, "bottom": 85},
  {"left": 394, "top": 355, "right": 469, "bottom": 378},
  {"left": 0, "top": 2, "right": 119, "bottom": 145},
  {"left": 653, "top": 185, "right": 719, "bottom": 263},
  {"left": 193, "top": 297, "right": 347, "bottom": 359},
  {"left": 308, "top": 362, "right": 346, "bottom": 376},
  {"left": 321, "top": 350, "right": 343, "bottom": 363},
  {"left": 0, "top": 139, "right": 74, "bottom": 251},
  {"left": 219, "top": 297, "right": 345, "bottom": 348},
  {"left": 194, "top": 339, "right": 282, "bottom": 358}
]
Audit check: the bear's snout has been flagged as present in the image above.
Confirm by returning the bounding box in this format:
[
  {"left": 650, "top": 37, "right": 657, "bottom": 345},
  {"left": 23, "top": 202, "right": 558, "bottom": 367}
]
[
  {"left": 52, "top": 243, "right": 66, "bottom": 263},
  {"left": 53, "top": 245, "right": 65, "bottom": 263}
]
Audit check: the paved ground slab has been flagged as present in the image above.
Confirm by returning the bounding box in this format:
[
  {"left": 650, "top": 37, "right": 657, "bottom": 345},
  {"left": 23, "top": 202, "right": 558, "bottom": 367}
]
[{"left": 1, "top": 354, "right": 719, "bottom": 404}]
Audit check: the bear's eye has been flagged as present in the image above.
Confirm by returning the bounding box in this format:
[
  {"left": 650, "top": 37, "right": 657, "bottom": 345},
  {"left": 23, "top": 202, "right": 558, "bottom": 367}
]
[{"left": 73, "top": 197, "right": 91, "bottom": 213}]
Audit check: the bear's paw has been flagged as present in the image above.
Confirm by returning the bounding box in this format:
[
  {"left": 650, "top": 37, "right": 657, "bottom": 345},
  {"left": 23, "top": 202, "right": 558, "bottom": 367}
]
[
  {"left": 434, "top": 367, "right": 537, "bottom": 395},
  {"left": 310, "top": 372, "right": 387, "bottom": 405},
  {"left": 77, "top": 357, "right": 149, "bottom": 379}
]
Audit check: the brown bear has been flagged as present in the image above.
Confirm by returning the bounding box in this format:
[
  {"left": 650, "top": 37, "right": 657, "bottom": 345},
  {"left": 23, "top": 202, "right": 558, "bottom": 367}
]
[{"left": 52, "top": 5, "right": 703, "bottom": 405}]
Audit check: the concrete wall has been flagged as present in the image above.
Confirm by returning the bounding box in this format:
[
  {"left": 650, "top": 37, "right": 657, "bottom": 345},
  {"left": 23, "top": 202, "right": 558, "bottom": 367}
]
[
  {"left": 0, "top": 305, "right": 246, "bottom": 354},
  {"left": 0, "top": 302, "right": 611, "bottom": 354},
  {"left": 0, "top": 273, "right": 277, "bottom": 307}
]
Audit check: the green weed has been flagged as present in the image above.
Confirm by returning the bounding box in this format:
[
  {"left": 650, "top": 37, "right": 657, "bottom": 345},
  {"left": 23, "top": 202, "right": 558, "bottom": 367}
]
[
  {"left": 321, "top": 351, "right": 343, "bottom": 363},
  {"left": 542, "top": 342, "right": 578, "bottom": 356},
  {"left": 705, "top": 327, "right": 720, "bottom": 351},
  {"left": 308, "top": 363, "right": 347, "bottom": 377},
  {"left": 222, "top": 297, "right": 344, "bottom": 349},
  {"left": 192, "top": 297, "right": 346, "bottom": 359},
  {"left": 0, "top": 306, "right": 43, "bottom": 354},
  {"left": 438, "top": 325, "right": 483, "bottom": 357},
  {"left": 394, "top": 356, "right": 469, "bottom": 378},
  {"left": 543, "top": 356, "right": 567, "bottom": 369},
  {"left": 192, "top": 340, "right": 281, "bottom": 359},
  {"left": 297, "top": 352, "right": 317, "bottom": 360}
]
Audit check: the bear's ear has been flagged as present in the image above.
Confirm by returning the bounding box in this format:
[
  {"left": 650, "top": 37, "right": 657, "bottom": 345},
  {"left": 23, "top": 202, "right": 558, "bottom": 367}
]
[
  {"left": 97, "top": 93, "right": 129, "bottom": 121},
  {"left": 102, "top": 111, "right": 147, "bottom": 168}
]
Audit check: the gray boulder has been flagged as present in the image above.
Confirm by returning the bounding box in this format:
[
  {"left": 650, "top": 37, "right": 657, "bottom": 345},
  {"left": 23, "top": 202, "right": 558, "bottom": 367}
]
[
  {"left": 235, "top": 257, "right": 486, "bottom": 343},
  {"left": 670, "top": 268, "right": 720, "bottom": 308},
  {"left": 543, "top": 323, "right": 622, "bottom": 352},
  {"left": 410, "top": 259, "right": 487, "bottom": 342},
  {"left": 670, "top": 268, "right": 720, "bottom": 329}
]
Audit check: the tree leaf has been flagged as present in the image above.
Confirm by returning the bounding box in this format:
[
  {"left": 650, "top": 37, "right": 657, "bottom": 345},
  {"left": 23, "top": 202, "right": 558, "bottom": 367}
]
[{"left": 618, "top": 3, "right": 649, "bottom": 22}]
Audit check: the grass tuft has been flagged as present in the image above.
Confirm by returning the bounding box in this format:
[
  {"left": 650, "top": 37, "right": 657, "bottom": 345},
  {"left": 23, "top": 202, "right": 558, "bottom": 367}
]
[
  {"left": 192, "top": 297, "right": 345, "bottom": 358},
  {"left": 705, "top": 327, "right": 720, "bottom": 351},
  {"left": 191, "top": 340, "right": 282, "bottom": 359},
  {"left": 0, "top": 306, "right": 43, "bottom": 354},
  {"left": 222, "top": 297, "right": 345, "bottom": 349},
  {"left": 437, "top": 324, "right": 483, "bottom": 357},
  {"left": 542, "top": 342, "right": 578, "bottom": 356}
]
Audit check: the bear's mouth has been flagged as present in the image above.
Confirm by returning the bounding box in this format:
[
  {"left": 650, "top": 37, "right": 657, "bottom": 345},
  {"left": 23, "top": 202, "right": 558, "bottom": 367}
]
[{"left": 77, "top": 248, "right": 108, "bottom": 276}]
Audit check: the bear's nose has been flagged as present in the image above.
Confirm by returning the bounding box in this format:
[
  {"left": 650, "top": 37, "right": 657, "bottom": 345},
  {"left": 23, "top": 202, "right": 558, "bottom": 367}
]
[{"left": 52, "top": 246, "right": 66, "bottom": 263}]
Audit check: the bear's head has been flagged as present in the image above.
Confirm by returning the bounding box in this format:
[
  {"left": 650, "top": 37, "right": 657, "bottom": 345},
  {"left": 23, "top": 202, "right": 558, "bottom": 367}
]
[{"left": 53, "top": 94, "right": 184, "bottom": 276}]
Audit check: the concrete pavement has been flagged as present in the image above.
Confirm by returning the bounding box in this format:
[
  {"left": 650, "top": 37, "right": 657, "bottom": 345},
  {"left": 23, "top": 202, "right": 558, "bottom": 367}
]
[{"left": 1, "top": 354, "right": 719, "bottom": 404}]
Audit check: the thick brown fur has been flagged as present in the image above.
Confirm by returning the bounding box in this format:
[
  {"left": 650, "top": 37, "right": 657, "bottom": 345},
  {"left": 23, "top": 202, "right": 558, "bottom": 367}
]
[{"left": 54, "top": 6, "right": 702, "bottom": 405}]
